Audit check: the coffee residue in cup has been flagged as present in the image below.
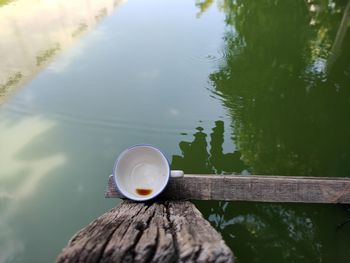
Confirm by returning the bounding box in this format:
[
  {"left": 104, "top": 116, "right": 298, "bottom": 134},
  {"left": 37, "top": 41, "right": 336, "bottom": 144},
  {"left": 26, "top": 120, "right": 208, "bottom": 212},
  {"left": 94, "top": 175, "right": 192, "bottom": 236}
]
[{"left": 136, "top": 188, "right": 153, "bottom": 196}]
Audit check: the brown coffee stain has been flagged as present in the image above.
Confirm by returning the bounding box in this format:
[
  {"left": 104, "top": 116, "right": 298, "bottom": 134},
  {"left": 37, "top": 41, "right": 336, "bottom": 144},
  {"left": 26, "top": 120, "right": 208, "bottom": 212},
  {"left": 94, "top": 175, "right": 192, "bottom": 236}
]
[{"left": 136, "top": 188, "right": 153, "bottom": 196}]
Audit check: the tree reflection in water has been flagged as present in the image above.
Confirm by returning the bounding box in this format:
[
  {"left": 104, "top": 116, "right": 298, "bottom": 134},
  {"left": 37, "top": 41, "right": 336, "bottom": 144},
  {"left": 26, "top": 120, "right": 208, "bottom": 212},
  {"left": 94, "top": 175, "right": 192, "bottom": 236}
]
[
  {"left": 171, "top": 123, "right": 350, "bottom": 263},
  {"left": 172, "top": 0, "right": 350, "bottom": 261},
  {"left": 196, "top": 0, "right": 350, "bottom": 177}
]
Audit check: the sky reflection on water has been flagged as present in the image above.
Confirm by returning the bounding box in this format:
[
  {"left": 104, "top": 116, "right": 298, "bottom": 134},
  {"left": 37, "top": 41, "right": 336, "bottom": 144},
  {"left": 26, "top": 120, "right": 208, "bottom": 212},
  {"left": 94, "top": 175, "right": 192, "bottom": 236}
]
[{"left": 0, "top": 0, "right": 350, "bottom": 262}]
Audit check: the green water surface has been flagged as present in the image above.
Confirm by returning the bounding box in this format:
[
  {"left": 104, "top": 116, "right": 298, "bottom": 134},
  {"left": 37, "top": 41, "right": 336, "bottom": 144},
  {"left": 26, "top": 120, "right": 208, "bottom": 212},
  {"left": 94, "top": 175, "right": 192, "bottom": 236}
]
[{"left": 0, "top": 0, "right": 350, "bottom": 262}]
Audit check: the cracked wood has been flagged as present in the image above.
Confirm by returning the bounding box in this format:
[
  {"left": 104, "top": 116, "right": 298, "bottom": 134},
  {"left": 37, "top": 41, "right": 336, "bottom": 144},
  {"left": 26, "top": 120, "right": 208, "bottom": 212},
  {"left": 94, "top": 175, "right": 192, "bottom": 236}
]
[
  {"left": 56, "top": 201, "right": 233, "bottom": 263},
  {"left": 106, "top": 174, "right": 350, "bottom": 203}
]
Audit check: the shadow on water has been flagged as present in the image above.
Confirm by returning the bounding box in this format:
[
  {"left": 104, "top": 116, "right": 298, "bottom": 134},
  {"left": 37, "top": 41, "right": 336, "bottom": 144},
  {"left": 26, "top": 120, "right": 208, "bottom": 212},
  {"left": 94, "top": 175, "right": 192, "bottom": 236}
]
[{"left": 172, "top": 120, "right": 248, "bottom": 174}]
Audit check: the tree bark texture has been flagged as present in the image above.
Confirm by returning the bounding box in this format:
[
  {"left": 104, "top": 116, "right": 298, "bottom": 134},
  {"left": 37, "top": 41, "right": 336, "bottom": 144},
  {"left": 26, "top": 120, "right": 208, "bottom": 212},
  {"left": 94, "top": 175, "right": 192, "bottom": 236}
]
[{"left": 56, "top": 201, "right": 233, "bottom": 263}]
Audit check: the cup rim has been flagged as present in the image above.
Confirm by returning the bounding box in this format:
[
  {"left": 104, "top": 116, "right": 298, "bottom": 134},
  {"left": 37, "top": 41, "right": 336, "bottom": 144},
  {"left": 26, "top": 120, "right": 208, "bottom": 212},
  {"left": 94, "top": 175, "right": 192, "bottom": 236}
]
[{"left": 113, "top": 144, "right": 170, "bottom": 201}]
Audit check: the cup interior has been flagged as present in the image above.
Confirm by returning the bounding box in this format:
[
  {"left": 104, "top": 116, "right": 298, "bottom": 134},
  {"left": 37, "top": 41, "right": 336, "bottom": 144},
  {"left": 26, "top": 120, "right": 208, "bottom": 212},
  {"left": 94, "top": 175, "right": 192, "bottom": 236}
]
[{"left": 114, "top": 145, "right": 170, "bottom": 201}]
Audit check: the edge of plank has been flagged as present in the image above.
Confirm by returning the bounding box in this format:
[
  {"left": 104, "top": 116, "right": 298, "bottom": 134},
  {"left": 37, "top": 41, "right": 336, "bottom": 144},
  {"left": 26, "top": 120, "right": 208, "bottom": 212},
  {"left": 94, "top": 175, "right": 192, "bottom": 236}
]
[{"left": 105, "top": 174, "right": 350, "bottom": 203}]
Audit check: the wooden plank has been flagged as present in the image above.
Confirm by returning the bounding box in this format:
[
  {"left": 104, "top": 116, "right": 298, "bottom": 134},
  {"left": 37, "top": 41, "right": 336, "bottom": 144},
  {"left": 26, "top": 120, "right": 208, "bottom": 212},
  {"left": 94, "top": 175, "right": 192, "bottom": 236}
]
[
  {"left": 106, "top": 174, "right": 350, "bottom": 204},
  {"left": 56, "top": 201, "right": 233, "bottom": 263}
]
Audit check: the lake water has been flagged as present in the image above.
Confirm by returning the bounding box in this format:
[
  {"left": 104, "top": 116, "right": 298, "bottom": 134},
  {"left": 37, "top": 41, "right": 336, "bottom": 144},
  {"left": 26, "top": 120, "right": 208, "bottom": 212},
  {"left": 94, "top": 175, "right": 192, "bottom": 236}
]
[{"left": 0, "top": 0, "right": 350, "bottom": 262}]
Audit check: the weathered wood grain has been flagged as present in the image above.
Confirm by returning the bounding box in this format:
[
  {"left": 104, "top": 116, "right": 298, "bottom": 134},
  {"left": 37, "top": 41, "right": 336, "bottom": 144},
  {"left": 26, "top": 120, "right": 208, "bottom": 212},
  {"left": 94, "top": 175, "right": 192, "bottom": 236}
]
[
  {"left": 106, "top": 174, "right": 350, "bottom": 203},
  {"left": 56, "top": 201, "right": 233, "bottom": 263}
]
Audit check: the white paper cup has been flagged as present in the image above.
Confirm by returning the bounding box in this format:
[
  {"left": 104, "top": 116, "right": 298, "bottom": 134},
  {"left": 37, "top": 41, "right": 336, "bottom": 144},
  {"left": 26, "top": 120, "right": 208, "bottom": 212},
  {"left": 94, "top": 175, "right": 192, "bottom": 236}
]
[{"left": 113, "top": 145, "right": 184, "bottom": 201}]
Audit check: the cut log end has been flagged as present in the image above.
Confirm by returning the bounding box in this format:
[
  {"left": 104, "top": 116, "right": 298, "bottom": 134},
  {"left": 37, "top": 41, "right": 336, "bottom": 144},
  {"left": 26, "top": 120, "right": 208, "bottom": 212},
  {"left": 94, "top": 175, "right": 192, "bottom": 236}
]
[{"left": 56, "top": 201, "right": 234, "bottom": 263}]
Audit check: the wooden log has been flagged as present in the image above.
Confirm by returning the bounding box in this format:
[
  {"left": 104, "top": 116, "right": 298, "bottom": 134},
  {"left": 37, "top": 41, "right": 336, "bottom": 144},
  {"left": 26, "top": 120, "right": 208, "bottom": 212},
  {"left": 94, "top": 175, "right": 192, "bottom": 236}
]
[
  {"left": 106, "top": 174, "right": 350, "bottom": 204},
  {"left": 56, "top": 201, "right": 233, "bottom": 263}
]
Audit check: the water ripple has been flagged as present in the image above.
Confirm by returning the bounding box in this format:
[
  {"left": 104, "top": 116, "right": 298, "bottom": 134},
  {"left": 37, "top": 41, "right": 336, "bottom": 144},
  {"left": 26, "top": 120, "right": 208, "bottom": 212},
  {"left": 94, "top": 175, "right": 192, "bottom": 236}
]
[
  {"left": 2, "top": 103, "right": 198, "bottom": 136},
  {"left": 187, "top": 50, "right": 227, "bottom": 63}
]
